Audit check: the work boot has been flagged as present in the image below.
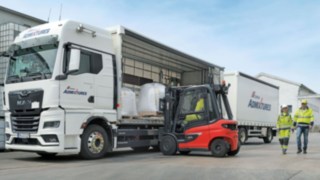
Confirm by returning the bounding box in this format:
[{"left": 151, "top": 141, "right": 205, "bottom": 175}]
[
  {"left": 297, "top": 149, "right": 302, "bottom": 154},
  {"left": 303, "top": 149, "right": 307, "bottom": 154},
  {"left": 282, "top": 149, "right": 285, "bottom": 155}
]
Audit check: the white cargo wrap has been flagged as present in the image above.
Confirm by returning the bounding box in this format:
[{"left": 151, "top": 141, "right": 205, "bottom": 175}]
[
  {"left": 121, "top": 88, "right": 138, "bottom": 116},
  {"left": 137, "top": 83, "right": 165, "bottom": 114},
  {"left": 224, "top": 72, "right": 279, "bottom": 143}
]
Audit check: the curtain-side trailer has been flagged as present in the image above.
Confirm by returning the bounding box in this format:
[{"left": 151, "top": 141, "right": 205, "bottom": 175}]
[{"left": 224, "top": 72, "right": 279, "bottom": 144}]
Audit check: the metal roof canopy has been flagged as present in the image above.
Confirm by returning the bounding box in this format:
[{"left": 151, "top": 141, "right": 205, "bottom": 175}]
[{"left": 121, "top": 28, "right": 224, "bottom": 73}]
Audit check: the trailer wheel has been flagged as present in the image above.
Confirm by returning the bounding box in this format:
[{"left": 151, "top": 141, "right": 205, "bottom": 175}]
[
  {"left": 238, "top": 127, "right": 247, "bottom": 144},
  {"left": 80, "top": 125, "right": 109, "bottom": 159},
  {"left": 210, "top": 139, "right": 228, "bottom": 157},
  {"left": 263, "top": 128, "right": 273, "bottom": 143},
  {"left": 228, "top": 141, "right": 241, "bottom": 156},
  {"left": 160, "top": 135, "right": 177, "bottom": 155},
  {"left": 37, "top": 152, "right": 57, "bottom": 159}
]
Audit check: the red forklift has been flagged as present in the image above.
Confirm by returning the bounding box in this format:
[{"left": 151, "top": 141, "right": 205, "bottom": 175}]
[{"left": 159, "top": 83, "right": 240, "bottom": 157}]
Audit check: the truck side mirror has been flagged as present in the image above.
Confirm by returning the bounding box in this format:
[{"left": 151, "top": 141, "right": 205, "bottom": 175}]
[{"left": 68, "top": 49, "right": 80, "bottom": 74}]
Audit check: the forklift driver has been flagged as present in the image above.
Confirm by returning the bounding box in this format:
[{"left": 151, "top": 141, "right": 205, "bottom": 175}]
[{"left": 183, "top": 93, "right": 206, "bottom": 124}]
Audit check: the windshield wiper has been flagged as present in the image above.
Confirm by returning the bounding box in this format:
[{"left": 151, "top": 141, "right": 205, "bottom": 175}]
[
  {"left": 26, "top": 72, "right": 52, "bottom": 80},
  {"left": 6, "top": 75, "right": 21, "bottom": 83},
  {"left": 26, "top": 72, "right": 45, "bottom": 80}
]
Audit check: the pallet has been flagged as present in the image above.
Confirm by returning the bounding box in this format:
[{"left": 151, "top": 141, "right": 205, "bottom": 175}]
[
  {"left": 138, "top": 111, "right": 163, "bottom": 117},
  {"left": 122, "top": 115, "right": 139, "bottom": 119}
]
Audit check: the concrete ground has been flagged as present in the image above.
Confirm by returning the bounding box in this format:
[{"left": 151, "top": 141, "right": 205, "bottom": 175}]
[{"left": 1, "top": 133, "right": 320, "bottom": 180}]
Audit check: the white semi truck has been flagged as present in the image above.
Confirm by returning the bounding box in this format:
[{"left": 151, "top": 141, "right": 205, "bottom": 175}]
[
  {"left": 224, "top": 72, "right": 279, "bottom": 144},
  {"left": 2, "top": 20, "right": 224, "bottom": 159}
]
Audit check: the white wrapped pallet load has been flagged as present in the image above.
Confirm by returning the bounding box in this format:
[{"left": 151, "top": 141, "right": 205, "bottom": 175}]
[
  {"left": 121, "top": 88, "right": 138, "bottom": 117},
  {"left": 138, "top": 83, "right": 165, "bottom": 116}
]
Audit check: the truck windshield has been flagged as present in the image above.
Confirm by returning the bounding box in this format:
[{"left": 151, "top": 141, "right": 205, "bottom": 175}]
[{"left": 6, "top": 43, "right": 58, "bottom": 84}]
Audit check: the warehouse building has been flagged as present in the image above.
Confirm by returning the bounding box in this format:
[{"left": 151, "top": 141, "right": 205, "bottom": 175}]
[
  {"left": 0, "top": 5, "right": 46, "bottom": 83},
  {"left": 257, "top": 73, "right": 320, "bottom": 124}
]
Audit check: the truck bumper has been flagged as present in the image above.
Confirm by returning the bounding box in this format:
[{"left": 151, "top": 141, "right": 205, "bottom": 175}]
[{"left": 5, "top": 108, "right": 80, "bottom": 154}]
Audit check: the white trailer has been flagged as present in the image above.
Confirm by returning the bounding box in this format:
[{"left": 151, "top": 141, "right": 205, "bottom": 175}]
[
  {"left": 2, "top": 20, "right": 224, "bottom": 159},
  {"left": 224, "top": 72, "right": 279, "bottom": 144}
]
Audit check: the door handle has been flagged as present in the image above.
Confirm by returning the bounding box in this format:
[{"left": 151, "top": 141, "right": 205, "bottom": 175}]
[{"left": 88, "top": 96, "right": 95, "bottom": 103}]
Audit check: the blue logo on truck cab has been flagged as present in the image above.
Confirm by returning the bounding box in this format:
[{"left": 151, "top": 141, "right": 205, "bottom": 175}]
[
  {"left": 63, "top": 86, "right": 87, "bottom": 96},
  {"left": 23, "top": 28, "right": 50, "bottom": 38}
]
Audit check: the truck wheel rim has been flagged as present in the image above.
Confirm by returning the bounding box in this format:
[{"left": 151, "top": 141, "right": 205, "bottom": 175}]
[
  {"left": 268, "top": 130, "right": 272, "bottom": 140},
  {"left": 88, "top": 131, "right": 105, "bottom": 154},
  {"left": 240, "top": 131, "right": 246, "bottom": 142}
]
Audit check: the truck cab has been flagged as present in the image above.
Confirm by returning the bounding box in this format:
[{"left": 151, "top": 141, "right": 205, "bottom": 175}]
[
  {"left": 159, "top": 83, "right": 240, "bottom": 157},
  {"left": 3, "top": 20, "right": 118, "bottom": 158}
]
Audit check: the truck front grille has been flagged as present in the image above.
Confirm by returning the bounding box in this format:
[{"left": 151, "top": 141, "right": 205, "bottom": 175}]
[
  {"left": 12, "top": 138, "right": 39, "bottom": 145},
  {"left": 11, "top": 116, "right": 40, "bottom": 133}
]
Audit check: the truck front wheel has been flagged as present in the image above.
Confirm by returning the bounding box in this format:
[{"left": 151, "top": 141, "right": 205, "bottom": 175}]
[{"left": 80, "top": 125, "right": 109, "bottom": 159}]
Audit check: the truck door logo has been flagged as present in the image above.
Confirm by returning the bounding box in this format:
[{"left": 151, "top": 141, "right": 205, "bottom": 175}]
[
  {"left": 63, "top": 86, "right": 87, "bottom": 96},
  {"left": 248, "top": 91, "right": 271, "bottom": 111}
]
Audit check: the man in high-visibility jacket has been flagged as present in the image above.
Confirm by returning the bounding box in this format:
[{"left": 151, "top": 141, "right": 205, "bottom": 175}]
[
  {"left": 277, "top": 104, "right": 293, "bottom": 155},
  {"left": 293, "top": 99, "right": 314, "bottom": 154}
]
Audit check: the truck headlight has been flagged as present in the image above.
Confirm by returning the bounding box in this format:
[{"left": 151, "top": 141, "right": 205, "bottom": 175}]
[
  {"left": 5, "top": 121, "right": 9, "bottom": 128},
  {"left": 43, "top": 121, "right": 60, "bottom": 129}
]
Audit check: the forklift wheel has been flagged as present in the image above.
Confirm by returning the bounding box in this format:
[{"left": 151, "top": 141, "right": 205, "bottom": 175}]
[
  {"left": 210, "top": 139, "right": 228, "bottom": 157},
  {"left": 160, "top": 136, "right": 177, "bottom": 155}
]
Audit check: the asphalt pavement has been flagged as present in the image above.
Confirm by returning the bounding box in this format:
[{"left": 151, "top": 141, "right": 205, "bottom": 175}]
[{"left": 1, "top": 133, "right": 320, "bottom": 180}]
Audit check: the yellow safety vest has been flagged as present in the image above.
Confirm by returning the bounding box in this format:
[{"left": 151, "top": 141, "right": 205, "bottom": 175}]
[
  {"left": 294, "top": 108, "right": 314, "bottom": 125},
  {"left": 184, "top": 98, "right": 204, "bottom": 122},
  {"left": 277, "top": 113, "right": 293, "bottom": 130}
]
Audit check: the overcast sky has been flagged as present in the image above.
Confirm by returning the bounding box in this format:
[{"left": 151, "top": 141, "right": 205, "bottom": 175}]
[{"left": 1, "top": 0, "right": 320, "bottom": 92}]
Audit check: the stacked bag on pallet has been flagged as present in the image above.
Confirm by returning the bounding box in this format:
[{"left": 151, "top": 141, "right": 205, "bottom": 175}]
[
  {"left": 121, "top": 87, "right": 138, "bottom": 117},
  {"left": 137, "top": 83, "right": 165, "bottom": 116}
]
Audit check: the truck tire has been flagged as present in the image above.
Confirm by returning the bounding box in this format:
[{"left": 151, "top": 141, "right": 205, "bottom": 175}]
[
  {"left": 80, "top": 125, "right": 109, "bottom": 159},
  {"left": 210, "top": 139, "right": 228, "bottom": 157},
  {"left": 263, "top": 128, "right": 273, "bottom": 143},
  {"left": 228, "top": 141, "right": 241, "bottom": 156},
  {"left": 238, "top": 127, "right": 247, "bottom": 144},
  {"left": 131, "top": 146, "right": 150, "bottom": 152},
  {"left": 37, "top": 152, "right": 57, "bottom": 159},
  {"left": 160, "top": 135, "right": 177, "bottom": 155}
]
